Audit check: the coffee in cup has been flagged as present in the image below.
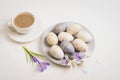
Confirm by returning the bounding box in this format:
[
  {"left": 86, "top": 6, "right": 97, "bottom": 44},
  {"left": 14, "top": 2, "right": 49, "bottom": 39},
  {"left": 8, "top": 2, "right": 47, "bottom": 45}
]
[{"left": 9, "top": 12, "right": 35, "bottom": 34}]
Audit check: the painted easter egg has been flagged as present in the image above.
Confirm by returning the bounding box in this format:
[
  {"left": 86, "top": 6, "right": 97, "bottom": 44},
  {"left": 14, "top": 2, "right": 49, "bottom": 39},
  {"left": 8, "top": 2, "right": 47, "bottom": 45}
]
[
  {"left": 47, "top": 32, "right": 58, "bottom": 46},
  {"left": 76, "top": 30, "right": 92, "bottom": 42},
  {"left": 60, "top": 40, "right": 75, "bottom": 55},
  {"left": 72, "top": 39, "right": 88, "bottom": 51},
  {"left": 52, "top": 23, "right": 67, "bottom": 34},
  {"left": 58, "top": 32, "right": 74, "bottom": 42},
  {"left": 66, "top": 24, "right": 81, "bottom": 35},
  {"left": 49, "top": 45, "right": 64, "bottom": 59}
]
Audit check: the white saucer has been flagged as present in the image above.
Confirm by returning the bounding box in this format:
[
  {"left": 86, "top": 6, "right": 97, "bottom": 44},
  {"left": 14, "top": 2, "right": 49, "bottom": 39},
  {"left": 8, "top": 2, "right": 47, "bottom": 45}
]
[{"left": 7, "top": 25, "right": 41, "bottom": 43}]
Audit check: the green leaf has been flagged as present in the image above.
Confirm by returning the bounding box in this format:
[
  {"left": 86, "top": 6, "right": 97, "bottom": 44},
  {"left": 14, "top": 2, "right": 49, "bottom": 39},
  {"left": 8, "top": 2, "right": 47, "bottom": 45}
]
[
  {"left": 30, "top": 51, "right": 45, "bottom": 58},
  {"left": 23, "top": 46, "right": 46, "bottom": 64},
  {"left": 23, "top": 46, "right": 45, "bottom": 58},
  {"left": 64, "top": 53, "right": 67, "bottom": 55},
  {"left": 25, "top": 52, "right": 29, "bottom": 63},
  {"left": 29, "top": 55, "right": 34, "bottom": 65},
  {"left": 23, "top": 46, "right": 32, "bottom": 56},
  {"left": 67, "top": 54, "right": 73, "bottom": 60},
  {"left": 23, "top": 48, "right": 32, "bottom": 63},
  {"left": 23, "top": 46, "right": 34, "bottom": 64}
]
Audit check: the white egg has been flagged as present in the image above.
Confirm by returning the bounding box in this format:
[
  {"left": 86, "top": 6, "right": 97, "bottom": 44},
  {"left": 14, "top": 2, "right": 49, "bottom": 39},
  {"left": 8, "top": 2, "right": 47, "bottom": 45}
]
[
  {"left": 60, "top": 40, "right": 75, "bottom": 55},
  {"left": 76, "top": 30, "right": 92, "bottom": 42},
  {"left": 47, "top": 32, "right": 58, "bottom": 46},
  {"left": 49, "top": 45, "right": 64, "bottom": 59},
  {"left": 72, "top": 39, "right": 88, "bottom": 51},
  {"left": 58, "top": 32, "right": 74, "bottom": 42},
  {"left": 67, "top": 24, "right": 81, "bottom": 35},
  {"left": 52, "top": 23, "right": 67, "bottom": 34}
]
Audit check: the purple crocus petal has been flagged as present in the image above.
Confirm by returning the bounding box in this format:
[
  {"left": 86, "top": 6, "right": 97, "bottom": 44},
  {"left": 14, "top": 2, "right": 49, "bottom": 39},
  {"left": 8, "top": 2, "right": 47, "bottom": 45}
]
[
  {"left": 40, "top": 62, "right": 50, "bottom": 70},
  {"left": 61, "top": 55, "right": 71, "bottom": 66},
  {"left": 73, "top": 51, "right": 86, "bottom": 60},
  {"left": 79, "top": 51, "right": 86, "bottom": 59},
  {"left": 38, "top": 61, "right": 50, "bottom": 72},
  {"left": 63, "top": 55, "right": 69, "bottom": 64},
  {"left": 38, "top": 65, "right": 44, "bottom": 72},
  {"left": 64, "top": 55, "right": 69, "bottom": 60},
  {"left": 43, "top": 62, "right": 50, "bottom": 66},
  {"left": 31, "top": 55, "right": 50, "bottom": 72},
  {"left": 32, "top": 56, "right": 38, "bottom": 63},
  {"left": 74, "top": 53, "right": 81, "bottom": 59}
]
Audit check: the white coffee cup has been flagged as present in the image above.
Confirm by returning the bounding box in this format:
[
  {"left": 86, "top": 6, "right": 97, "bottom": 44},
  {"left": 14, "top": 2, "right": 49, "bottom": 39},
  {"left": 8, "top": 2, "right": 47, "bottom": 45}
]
[{"left": 8, "top": 12, "right": 35, "bottom": 34}]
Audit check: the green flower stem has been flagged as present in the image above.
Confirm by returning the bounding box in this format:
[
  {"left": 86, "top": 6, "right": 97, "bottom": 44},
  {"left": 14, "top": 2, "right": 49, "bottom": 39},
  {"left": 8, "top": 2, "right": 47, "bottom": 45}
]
[
  {"left": 23, "top": 46, "right": 45, "bottom": 57},
  {"left": 67, "top": 54, "right": 73, "bottom": 60},
  {"left": 23, "top": 46, "right": 45, "bottom": 63}
]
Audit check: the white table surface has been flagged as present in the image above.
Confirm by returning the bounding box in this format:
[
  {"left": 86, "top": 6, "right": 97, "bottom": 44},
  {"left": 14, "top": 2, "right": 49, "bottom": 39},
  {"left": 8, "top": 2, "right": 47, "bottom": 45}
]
[{"left": 0, "top": 0, "right": 120, "bottom": 80}]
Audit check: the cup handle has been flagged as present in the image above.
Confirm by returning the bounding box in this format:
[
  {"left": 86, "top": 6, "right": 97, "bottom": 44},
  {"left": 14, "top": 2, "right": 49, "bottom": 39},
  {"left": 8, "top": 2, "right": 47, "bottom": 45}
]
[{"left": 8, "top": 22, "right": 13, "bottom": 29}]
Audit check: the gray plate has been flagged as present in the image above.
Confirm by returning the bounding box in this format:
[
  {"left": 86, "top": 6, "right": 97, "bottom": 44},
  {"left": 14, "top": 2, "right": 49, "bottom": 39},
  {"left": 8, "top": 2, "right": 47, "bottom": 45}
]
[{"left": 40, "top": 22, "right": 95, "bottom": 66}]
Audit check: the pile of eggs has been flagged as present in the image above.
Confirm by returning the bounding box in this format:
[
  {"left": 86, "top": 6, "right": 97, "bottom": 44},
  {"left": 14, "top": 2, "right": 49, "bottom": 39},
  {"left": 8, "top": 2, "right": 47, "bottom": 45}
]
[{"left": 46, "top": 22, "right": 92, "bottom": 60}]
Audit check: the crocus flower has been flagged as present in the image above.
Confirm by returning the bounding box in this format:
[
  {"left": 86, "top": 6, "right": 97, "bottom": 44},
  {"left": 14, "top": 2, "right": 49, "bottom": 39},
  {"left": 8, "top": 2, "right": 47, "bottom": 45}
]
[
  {"left": 61, "top": 55, "right": 71, "bottom": 66},
  {"left": 71, "top": 51, "right": 86, "bottom": 65},
  {"left": 23, "top": 46, "right": 50, "bottom": 72},
  {"left": 32, "top": 56, "right": 38, "bottom": 63},
  {"left": 32, "top": 56, "right": 50, "bottom": 72},
  {"left": 72, "top": 51, "right": 86, "bottom": 60},
  {"left": 38, "top": 61, "right": 50, "bottom": 72}
]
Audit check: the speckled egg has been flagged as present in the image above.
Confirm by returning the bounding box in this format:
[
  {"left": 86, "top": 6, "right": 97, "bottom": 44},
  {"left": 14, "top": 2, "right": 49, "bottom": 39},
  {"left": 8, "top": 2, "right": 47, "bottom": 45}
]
[
  {"left": 49, "top": 45, "right": 64, "bottom": 59},
  {"left": 47, "top": 32, "right": 58, "bottom": 46},
  {"left": 76, "top": 30, "right": 92, "bottom": 42},
  {"left": 72, "top": 39, "right": 88, "bottom": 51},
  {"left": 60, "top": 40, "right": 75, "bottom": 55},
  {"left": 58, "top": 32, "right": 74, "bottom": 42},
  {"left": 52, "top": 23, "right": 67, "bottom": 34},
  {"left": 67, "top": 24, "right": 81, "bottom": 35}
]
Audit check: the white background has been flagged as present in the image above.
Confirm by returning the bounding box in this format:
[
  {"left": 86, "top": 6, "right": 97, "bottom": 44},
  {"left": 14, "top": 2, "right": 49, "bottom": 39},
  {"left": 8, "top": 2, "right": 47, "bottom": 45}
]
[{"left": 0, "top": 0, "right": 120, "bottom": 80}]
